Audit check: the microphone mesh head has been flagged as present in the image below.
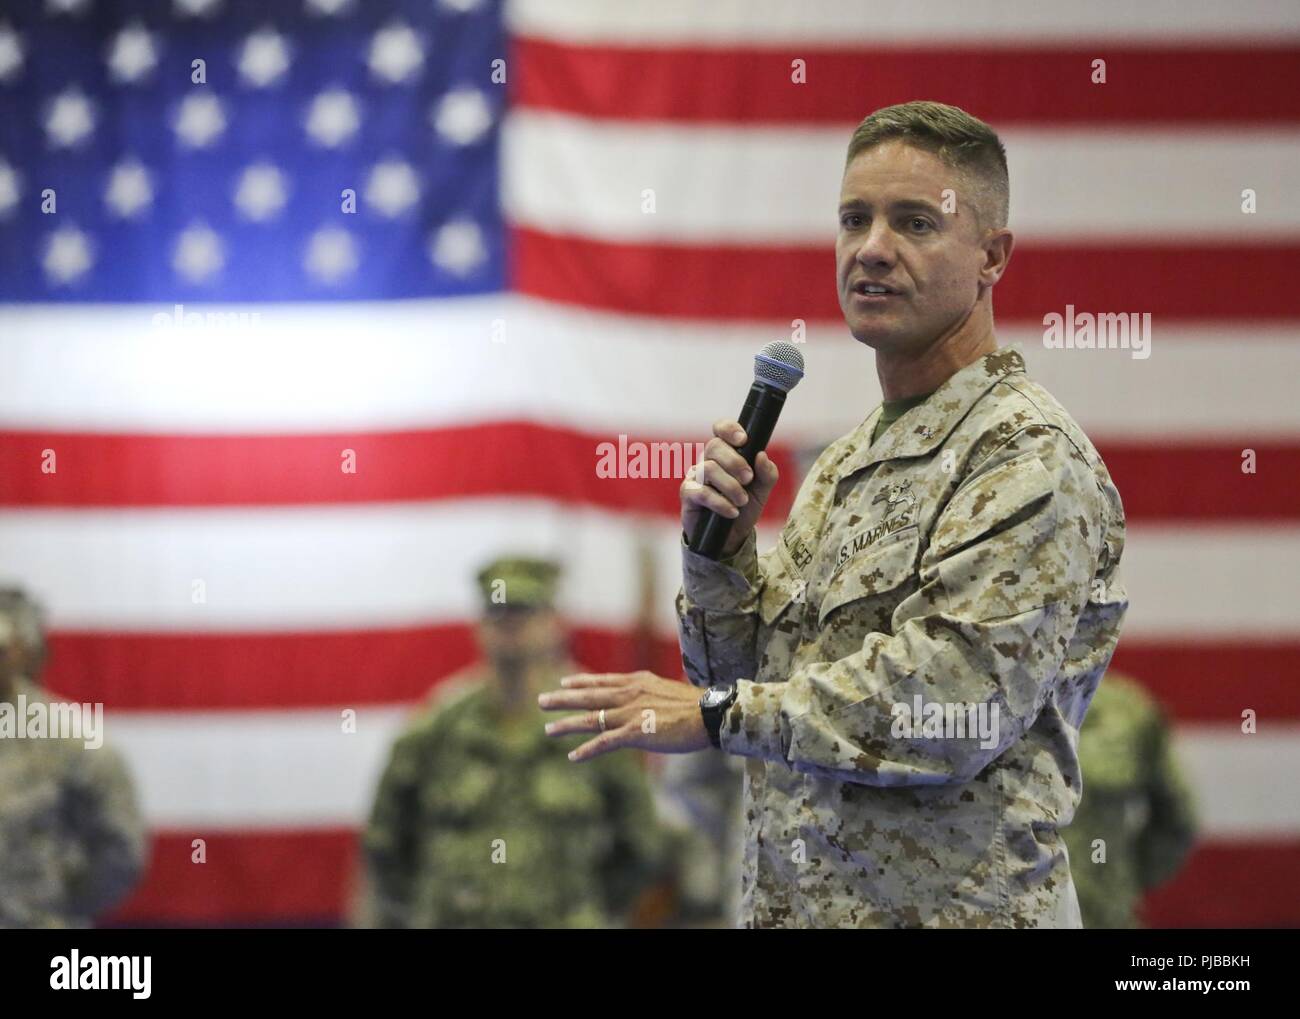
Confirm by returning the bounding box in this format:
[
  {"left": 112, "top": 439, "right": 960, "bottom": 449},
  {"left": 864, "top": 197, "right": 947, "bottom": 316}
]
[{"left": 753, "top": 341, "right": 805, "bottom": 393}]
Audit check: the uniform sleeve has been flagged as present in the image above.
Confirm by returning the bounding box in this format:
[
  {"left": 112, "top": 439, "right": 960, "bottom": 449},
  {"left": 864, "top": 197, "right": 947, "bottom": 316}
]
[
  {"left": 675, "top": 440, "right": 845, "bottom": 690},
  {"left": 62, "top": 744, "right": 148, "bottom": 919},
  {"left": 718, "top": 424, "right": 1121, "bottom": 787},
  {"left": 362, "top": 728, "right": 426, "bottom": 928},
  {"left": 675, "top": 529, "right": 763, "bottom": 689},
  {"left": 1135, "top": 709, "right": 1199, "bottom": 889}
]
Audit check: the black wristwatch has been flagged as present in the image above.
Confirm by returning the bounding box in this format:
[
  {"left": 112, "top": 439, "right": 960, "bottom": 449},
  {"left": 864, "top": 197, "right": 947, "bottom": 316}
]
[{"left": 699, "top": 684, "right": 739, "bottom": 749}]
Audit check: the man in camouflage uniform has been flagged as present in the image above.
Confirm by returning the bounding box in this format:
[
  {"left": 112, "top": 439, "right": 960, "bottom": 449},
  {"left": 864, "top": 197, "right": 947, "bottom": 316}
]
[
  {"left": 362, "top": 556, "right": 669, "bottom": 928},
  {"left": 538, "top": 101, "right": 1129, "bottom": 928},
  {"left": 1063, "top": 670, "right": 1198, "bottom": 928},
  {"left": 0, "top": 588, "right": 147, "bottom": 928}
]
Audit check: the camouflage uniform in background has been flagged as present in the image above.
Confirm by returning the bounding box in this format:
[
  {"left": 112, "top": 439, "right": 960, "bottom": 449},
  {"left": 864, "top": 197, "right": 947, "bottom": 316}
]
[
  {"left": 363, "top": 557, "right": 670, "bottom": 928},
  {"left": 0, "top": 591, "right": 147, "bottom": 928},
  {"left": 365, "top": 672, "right": 669, "bottom": 928},
  {"left": 676, "top": 343, "right": 1130, "bottom": 927},
  {"left": 654, "top": 750, "right": 745, "bottom": 926},
  {"left": 1062, "top": 671, "right": 1198, "bottom": 928}
]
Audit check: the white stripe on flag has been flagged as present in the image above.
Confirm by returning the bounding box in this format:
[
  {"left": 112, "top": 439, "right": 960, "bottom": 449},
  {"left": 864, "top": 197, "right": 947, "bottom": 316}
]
[
  {"left": 102, "top": 707, "right": 1300, "bottom": 834},
  {"left": 507, "top": 0, "right": 1300, "bottom": 44},
  {"left": 2, "top": 502, "right": 1297, "bottom": 639},
  {"left": 504, "top": 114, "right": 1300, "bottom": 242},
  {"left": 2, "top": 302, "right": 1298, "bottom": 439}
]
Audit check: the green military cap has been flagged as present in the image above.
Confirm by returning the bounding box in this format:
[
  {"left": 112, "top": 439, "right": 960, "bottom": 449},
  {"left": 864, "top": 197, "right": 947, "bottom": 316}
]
[{"left": 476, "top": 555, "right": 561, "bottom": 611}]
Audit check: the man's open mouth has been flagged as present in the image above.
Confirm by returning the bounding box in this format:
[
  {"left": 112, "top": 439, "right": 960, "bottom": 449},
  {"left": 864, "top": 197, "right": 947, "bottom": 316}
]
[{"left": 851, "top": 280, "right": 900, "bottom": 298}]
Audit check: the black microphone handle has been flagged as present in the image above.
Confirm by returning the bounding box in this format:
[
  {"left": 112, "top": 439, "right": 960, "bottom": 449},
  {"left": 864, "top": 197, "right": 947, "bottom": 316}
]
[{"left": 688, "top": 381, "right": 788, "bottom": 560}]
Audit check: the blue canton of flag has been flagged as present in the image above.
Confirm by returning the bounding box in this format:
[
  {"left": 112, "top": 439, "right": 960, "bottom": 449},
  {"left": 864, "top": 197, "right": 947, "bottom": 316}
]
[{"left": 0, "top": 0, "right": 506, "bottom": 302}]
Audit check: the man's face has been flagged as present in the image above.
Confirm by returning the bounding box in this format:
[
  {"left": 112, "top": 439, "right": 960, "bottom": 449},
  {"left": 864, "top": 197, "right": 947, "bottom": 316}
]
[
  {"left": 836, "top": 140, "right": 999, "bottom": 353},
  {"left": 477, "top": 606, "right": 563, "bottom": 675}
]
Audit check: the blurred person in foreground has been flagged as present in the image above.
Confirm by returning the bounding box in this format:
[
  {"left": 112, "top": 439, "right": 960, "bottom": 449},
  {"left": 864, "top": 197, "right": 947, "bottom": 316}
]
[
  {"left": 362, "top": 556, "right": 670, "bottom": 928},
  {"left": 0, "top": 588, "right": 147, "bottom": 928},
  {"left": 1063, "top": 669, "right": 1198, "bottom": 928}
]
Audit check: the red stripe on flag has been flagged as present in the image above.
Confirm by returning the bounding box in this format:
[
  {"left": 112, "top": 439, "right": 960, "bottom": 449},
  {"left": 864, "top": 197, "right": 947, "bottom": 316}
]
[
  {"left": 1111, "top": 642, "right": 1300, "bottom": 724},
  {"left": 512, "top": 228, "right": 1300, "bottom": 322},
  {"left": 42, "top": 629, "right": 1300, "bottom": 722},
  {"left": 44, "top": 625, "right": 688, "bottom": 711},
  {"left": 0, "top": 424, "right": 796, "bottom": 519},
  {"left": 514, "top": 38, "right": 1300, "bottom": 126},
  {"left": 1142, "top": 839, "right": 1300, "bottom": 927},
  {"left": 107, "top": 829, "right": 360, "bottom": 926},
  {"left": 1097, "top": 443, "right": 1300, "bottom": 523},
  {"left": 4, "top": 429, "right": 1298, "bottom": 522},
  {"left": 5, "top": 428, "right": 1294, "bottom": 525}
]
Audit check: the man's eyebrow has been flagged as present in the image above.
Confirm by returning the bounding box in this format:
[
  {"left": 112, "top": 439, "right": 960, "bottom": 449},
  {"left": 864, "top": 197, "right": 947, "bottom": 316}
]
[{"left": 837, "top": 197, "right": 944, "bottom": 215}]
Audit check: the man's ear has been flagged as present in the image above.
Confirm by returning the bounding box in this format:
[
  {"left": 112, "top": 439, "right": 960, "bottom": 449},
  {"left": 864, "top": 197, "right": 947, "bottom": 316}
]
[{"left": 978, "top": 227, "right": 1014, "bottom": 289}]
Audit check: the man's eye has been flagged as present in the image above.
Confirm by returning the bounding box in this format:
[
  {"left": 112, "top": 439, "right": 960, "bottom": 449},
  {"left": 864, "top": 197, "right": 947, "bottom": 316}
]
[
  {"left": 841, "top": 214, "right": 863, "bottom": 229},
  {"left": 910, "top": 217, "right": 933, "bottom": 232}
]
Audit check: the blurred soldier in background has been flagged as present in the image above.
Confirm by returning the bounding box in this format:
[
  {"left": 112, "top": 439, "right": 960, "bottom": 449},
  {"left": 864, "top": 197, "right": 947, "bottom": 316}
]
[
  {"left": 362, "top": 556, "right": 671, "bottom": 928},
  {"left": 654, "top": 749, "right": 745, "bottom": 927},
  {"left": 0, "top": 588, "right": 147, "bottom": 928},
  {"left": 1063, "top": 670, "right": 1198, "bottom": 928}
]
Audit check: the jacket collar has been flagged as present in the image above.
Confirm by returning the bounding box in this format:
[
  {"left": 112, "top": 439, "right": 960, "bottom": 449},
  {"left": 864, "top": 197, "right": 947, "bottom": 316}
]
[{"left": 834, "top": 342, "right": 1028, "bottom": 481}]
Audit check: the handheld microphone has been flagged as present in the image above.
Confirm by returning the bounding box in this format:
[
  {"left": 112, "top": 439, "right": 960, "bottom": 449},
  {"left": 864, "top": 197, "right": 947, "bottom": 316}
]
[{"left": 688, "top": 341, "right": 805, "bottom": 560}]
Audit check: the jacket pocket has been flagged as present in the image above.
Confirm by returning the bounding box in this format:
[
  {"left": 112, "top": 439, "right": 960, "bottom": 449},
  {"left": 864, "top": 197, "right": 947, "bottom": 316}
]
[{"left": 818, "top": 525, "right": 920, "bottom": 629}]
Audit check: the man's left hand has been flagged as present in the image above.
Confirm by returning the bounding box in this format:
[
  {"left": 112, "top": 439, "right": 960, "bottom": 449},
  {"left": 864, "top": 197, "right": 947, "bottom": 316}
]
[{"left": 538, "top": 671, "right": 712, "bottom": 762}]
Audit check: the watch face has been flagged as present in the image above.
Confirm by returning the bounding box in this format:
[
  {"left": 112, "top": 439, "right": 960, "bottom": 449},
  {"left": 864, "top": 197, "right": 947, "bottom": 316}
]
[{"left": 702, "top": 686, "right": 731, "bottom": 710}]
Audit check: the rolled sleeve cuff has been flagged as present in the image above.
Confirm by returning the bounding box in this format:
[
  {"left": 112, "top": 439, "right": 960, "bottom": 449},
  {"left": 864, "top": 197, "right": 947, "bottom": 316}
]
[
  {"left": 719, "top": 679, "right": 789, "bottom": 764},
  {"left": 680, "top": 529, "right": 758, "bottom": 611}
]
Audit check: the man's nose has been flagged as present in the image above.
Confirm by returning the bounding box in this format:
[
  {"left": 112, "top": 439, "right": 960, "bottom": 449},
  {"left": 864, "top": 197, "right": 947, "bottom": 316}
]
[{"left": 853, "top": 220, "right": 897, "bottom": 266}]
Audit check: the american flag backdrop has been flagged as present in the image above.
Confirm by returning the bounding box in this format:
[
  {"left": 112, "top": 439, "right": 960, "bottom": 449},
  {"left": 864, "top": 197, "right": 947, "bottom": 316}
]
[{"left": 0, "top": 0, "right": 1298, "bottom": 926}]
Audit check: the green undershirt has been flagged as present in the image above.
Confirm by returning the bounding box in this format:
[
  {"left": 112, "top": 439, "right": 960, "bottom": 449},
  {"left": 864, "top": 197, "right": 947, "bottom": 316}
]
[{"left": 871, "top": 390, "right": 936, "bottom": 445}]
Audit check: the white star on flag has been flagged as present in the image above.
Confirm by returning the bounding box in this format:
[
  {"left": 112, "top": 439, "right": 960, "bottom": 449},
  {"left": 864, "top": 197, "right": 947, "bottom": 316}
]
[
  {"left": 107, "top": 23, "right": 159, "bottom": 84},
  {"left": 305, "top": 0, "right": 354, "bottom": 16},
  {"left": 0, "top": 159, "right": 21, "bottom": 219},
  {"left": 42, "top": 226, "right": 94, "bottom": 284},
  {"left": 45, "top": 88, "right": 96, "bottom": 149},
  {"left": 305, "top": 89, "right": 361, "bottom": 148},
  {"left": 429, "top": 218, "right": 486, "bottom": 277},
  {"left": 304, "top": 226, "right": 359, "bottom": 284},
  {"left": 46, "top": 0, "right": 91, "bottom": 16},
  {"left": 368, "top": 22, "right": 423, "bottom": 84},
  {"left": 0, "top": 24, "right": 24, "bottom": 82},
  {"left": 364, "top": 160, "right": 420, "bottom": 218},
  {"left": 238, "top": 28, "right": 291, "bottom": 88},
  {"left": 174, "top": 94, "right": 228, "bottom": 149},
  {"left": 173, "top": 223, "right": 225, "bottom": 282},
  {"left": 105, "top": 159, "right": 154, "bottom": 219},
  {"left": 173, "top": 0, "right": 224, "bottom": 18},
  {"left": 432, "top": 87, "right": 493, "bottom": 146},
  {"left": 234, "top": 163, "right": 289, "bottom": 222}
]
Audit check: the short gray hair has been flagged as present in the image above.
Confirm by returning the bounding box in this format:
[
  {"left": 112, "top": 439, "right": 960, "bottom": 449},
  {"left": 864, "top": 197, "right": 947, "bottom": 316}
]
[{"left": 845, "top": 100, "right": 1009, "bottom": 230}]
